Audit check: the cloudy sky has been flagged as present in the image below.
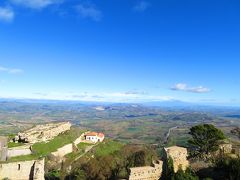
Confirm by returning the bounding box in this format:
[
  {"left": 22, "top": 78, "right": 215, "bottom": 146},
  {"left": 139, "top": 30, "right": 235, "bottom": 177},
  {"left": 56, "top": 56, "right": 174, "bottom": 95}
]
[{"left": 0, "top": 0, "right": 240, "bottom": 105}]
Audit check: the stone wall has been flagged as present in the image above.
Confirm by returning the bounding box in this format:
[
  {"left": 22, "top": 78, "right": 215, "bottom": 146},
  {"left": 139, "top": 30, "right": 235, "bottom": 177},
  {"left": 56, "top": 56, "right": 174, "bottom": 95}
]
[
  {"left": 0, "top": 136, "right": 8, "bottom": 161},
  {"left": 219, "top": 143, "right": 232, "bottom": 154},
  {"left": 129, "top": 160, "right": 163, "bottom": 180},
  {"left": 51, "top": 132, "right": 89, "bottom": 159},
  {"left": 7, "top": 146, "right": 32, "bottom": 158},
  {"left": 73, "top": 132, "right": 88, "bottom": 145},
  {"left": 0, "top": 159, "right": 45, "bottom": 180},
  {"left": 51, "top": 143, "right": 73, "bottom": 158},
  {"left": 33, "top": 159, "right": 45, "bottom": 180},
  {"left": 15, "top": 122, "right": 71, "bottom": 143},
  {"left": 163, "top": 146, "right": 189, "bottom": 173}
]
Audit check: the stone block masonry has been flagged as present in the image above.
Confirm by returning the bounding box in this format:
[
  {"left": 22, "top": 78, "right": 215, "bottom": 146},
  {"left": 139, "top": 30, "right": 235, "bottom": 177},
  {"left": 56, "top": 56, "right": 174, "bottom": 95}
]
[
  {"left": 129, "top": 160, "right": 163, "bottom": 180},
  {"left": 0, "top": 159, "right": 45, "bottom": 180},
  {"left": 163, "top": 146, "right": 189, "bottom": 173}
]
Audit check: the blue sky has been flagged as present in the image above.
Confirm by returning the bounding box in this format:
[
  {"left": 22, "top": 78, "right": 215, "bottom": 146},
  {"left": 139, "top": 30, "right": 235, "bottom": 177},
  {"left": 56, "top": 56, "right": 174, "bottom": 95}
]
[{"left": 0, "top": 0, "right": 240, "bottom": 105}]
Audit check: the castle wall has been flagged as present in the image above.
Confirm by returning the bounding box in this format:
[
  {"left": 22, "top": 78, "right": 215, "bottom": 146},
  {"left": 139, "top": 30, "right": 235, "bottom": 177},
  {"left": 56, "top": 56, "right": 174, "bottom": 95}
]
[
  {"left": 129, "top": 161, "right": 163, "bottom": 180},
  {"left": 219, "top": 143, "right": 232, "bottom": 154},
  {"left": 0, "top": 159, "right": 44, "bottom": 180},
  {"left": 8, "top": 146, "right": 32, "bottom": 158},
  {"left": 163, "top": 146, "right": 189, "bottom": 173},
  {"left": 73, "top": 132, "right": 88, "bottom": 145},
  {"left": 33, "top": 159, "right": 45, "bottom": 180},
  {"left": 0, "top": 147, "right": 7, "bottom": 162},
  {"left": 15, "top": 122, "right": 71, "bottom": 143},
  {"left": 0, "top": 137, "right": 8, "bottom": 161},
  {"left": 51, "top": 143, "right": 73, "bottom": 158},
  {"left": 73, "top": 136, "right": 82, "bottom": 145}
]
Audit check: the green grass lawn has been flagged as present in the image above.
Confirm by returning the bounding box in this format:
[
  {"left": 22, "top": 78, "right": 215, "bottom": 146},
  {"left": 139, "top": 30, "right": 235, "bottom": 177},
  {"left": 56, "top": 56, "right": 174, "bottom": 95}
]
[
  {"left": 93, "top": 139, "right": 124, "bottom": 157},
  {"left": 77, "top": 142, "right": 90, "bottom": 150},
  {"left": 8, "top": 142, "right": 25, "bottom": 148},
  {"left": 8, "top": 154, "right": 39, "bottom": 162}
]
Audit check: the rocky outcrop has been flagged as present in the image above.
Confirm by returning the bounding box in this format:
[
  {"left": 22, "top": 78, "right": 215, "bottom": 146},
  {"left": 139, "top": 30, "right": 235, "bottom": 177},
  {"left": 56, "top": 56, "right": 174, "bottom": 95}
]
[
  {"left": 14, "top": 122, "right": 71, "bottom": 143},
  {"left": 163, "top": 146, "right": 189, "bottom": 172}
]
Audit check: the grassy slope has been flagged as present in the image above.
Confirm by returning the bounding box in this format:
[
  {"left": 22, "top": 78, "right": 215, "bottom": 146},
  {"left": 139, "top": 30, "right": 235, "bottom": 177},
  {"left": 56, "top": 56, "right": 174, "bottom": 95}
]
[
  {"left": 66, "top": 142, "right": 91, "bottom": 161},
  {"left": 8, "top": 127, "right": 85, "bottom": 162},
  {"left": 66, "top": 140, "right": 124, "bottom": 161},
  {"left": 92, "top": 139, "right": 124, "bottom": 157}
]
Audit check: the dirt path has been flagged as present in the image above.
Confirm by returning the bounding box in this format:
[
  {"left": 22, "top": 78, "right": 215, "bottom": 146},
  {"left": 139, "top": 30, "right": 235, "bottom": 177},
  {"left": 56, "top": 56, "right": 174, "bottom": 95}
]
[{"left": 73, "top": 144, "right": 96, "bottom": 161}]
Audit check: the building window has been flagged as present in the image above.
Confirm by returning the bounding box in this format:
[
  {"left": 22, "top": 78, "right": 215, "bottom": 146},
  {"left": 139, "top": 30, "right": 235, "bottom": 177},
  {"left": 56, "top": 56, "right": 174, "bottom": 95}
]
[{"left": 18, "top": 164, "right": 21, "bottom": 170}]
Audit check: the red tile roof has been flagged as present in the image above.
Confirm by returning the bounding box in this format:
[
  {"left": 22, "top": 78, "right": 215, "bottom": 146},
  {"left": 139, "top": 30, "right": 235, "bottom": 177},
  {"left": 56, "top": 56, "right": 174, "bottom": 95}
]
[{"left": 85, "top": 132, "right": 98, "bottom": 136}]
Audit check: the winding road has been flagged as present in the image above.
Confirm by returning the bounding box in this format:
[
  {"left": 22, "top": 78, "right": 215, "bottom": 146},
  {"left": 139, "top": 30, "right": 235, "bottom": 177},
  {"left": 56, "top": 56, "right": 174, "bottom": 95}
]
[{"left": 164, "top": 126, "right": 178, "bottom": 144}]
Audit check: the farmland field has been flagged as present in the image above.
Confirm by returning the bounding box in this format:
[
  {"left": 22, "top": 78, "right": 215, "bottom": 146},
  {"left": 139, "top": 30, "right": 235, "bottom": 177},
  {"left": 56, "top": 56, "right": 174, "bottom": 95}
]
[{"left": 0, "top": 101, "right": 240, "bottom": 147}]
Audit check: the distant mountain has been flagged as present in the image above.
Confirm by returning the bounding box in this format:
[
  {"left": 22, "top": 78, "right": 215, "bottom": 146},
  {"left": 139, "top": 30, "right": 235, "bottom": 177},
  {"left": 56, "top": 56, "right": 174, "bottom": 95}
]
[
  {"left": 0, "top": 98, "right": 239, "bottom": 110},
  {"left": 141, "top": 100, "right": 195, "bottom": 107}
]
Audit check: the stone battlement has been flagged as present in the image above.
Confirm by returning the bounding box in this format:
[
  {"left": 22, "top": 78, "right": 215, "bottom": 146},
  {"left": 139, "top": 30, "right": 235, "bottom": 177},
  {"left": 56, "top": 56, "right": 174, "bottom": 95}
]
[{"left": 14, "top": 122, "right": 71, "bottom": 143}]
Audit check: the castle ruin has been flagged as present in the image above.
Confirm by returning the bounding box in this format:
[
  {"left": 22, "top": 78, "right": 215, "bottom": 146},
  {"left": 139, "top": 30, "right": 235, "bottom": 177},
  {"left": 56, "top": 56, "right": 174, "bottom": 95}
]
[
  {"left": 0, "top": 136, "right": 8, "bottom": 161},
  {"left": 0, "top": 159, "right": 45, "bottom": 180},
  {"left": 14, "top": 122, "right": 71, "bottom": 143},
  {"left": 163, "top": 146, "right": 189, "bottom": 172},
  {"left": 129, "top": 160, "right": 163, "bottom": 180}
]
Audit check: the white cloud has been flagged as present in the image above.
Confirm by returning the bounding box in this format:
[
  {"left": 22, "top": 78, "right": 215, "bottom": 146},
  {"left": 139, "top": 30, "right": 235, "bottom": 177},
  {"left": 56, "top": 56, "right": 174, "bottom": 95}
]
[
  {"left": 75, "top": 4, "right": 102, "bottom": 21},
  {"left": 0, "top": 66, "right": 24, "bottom": 74},
  {"left": 133, "top": 1, "right": 151, "bottom": 12},
  {"left": 171, "top": 83, "right": 210, "bottom": 93},
  {"left": 10, "top": 0, "right": 63, "bottom": 9},
  {"left": 0, "top": 7, "right": 14, "bottom": 22}
]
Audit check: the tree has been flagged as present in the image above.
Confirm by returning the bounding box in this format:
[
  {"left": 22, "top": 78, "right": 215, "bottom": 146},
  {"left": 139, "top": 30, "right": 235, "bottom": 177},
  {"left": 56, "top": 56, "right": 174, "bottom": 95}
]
[
  {"left": 45, "top": 170, "right": 60, "bottom": 180},
  {"left": 214, "top": 156, "right": 240, "bottom": 180},
  {"left": 231, "top": 127, "right": 240, "bottom": 139},
  {"left": 188, "top": 124, "right": 225, "bottom": 158},
  {"left": 172, "top": 168, "right": 199, "bottom": 180},
  {"left": 163, "top": 159, "right": 199, "bottom": 180},
  {"left": 163, "top": 157, "right": 175, "bottom": 180},
  {"left": 69, "top": 144, "right": 158, "bottom": 180},
  {"left": 133, "top": 150, "right": 147, "bottom": 166}
]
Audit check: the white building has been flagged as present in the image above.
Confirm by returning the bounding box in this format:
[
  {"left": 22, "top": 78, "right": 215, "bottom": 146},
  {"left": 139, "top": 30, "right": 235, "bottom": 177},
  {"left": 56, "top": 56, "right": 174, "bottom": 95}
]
[{"left": 85, "top": 132, "right": 105, "bottom": 143}]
